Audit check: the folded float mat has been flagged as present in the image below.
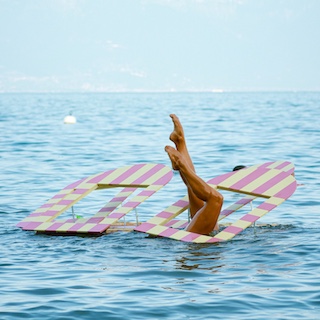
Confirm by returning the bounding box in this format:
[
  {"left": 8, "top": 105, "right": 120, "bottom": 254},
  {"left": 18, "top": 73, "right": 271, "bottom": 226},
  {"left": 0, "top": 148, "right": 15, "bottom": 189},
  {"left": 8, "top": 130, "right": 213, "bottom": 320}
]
[
  {"left": 17, "top": 160, "right": 297, "bottom": 241},
  {"left": 17, "top": 163, "right": 173, "bottom": 235},
  {"left": 135, "top": 161, "right": 297, "bottom": 243}
]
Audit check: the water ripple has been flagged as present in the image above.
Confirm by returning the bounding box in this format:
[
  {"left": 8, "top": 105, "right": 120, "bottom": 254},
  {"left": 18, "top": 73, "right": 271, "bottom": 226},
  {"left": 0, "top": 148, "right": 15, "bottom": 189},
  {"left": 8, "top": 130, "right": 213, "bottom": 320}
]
[{"left": 1, "top": 92, "right": 320, "bottom": 319}]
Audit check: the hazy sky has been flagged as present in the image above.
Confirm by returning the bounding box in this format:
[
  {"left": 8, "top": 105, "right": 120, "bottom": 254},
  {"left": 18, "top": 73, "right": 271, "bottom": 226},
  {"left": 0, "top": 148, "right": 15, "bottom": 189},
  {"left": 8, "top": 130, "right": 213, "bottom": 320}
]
[{"left": 0, "top": 0, "right": 319, "bottom": 92}]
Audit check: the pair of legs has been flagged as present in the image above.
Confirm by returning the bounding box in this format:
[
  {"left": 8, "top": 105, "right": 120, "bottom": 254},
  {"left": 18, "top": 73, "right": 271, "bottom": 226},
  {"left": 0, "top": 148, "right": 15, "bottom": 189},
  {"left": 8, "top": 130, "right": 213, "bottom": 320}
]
[{"left": 165, "top": 114, "right": 223, "bottom": 235}]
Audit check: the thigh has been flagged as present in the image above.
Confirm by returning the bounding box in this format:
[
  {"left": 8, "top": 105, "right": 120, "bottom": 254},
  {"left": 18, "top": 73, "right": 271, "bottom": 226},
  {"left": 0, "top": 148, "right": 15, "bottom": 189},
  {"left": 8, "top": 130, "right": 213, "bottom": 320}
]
[{"left": 185, "top": 197, "right": 222, "bottom": 235}]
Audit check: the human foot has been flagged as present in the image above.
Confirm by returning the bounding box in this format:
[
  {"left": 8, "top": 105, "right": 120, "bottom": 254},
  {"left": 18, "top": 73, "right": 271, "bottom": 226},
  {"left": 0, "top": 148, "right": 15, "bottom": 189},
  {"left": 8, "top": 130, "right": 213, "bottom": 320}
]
[
  {"left": 165, "top": 145, "right": 186, "bottom": 171},
  {"left": 169, "top": 114, "right": 185, "bottom": 148}
]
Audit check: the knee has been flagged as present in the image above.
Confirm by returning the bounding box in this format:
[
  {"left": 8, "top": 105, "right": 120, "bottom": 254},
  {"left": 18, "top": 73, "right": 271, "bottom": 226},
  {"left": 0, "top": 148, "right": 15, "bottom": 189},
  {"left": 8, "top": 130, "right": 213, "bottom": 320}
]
[
  {"left": 208, "top": 188, "right": 223, "bottom": 206},
  {"left": 216, "top": 192, "right": 224, "bottom": 206}
]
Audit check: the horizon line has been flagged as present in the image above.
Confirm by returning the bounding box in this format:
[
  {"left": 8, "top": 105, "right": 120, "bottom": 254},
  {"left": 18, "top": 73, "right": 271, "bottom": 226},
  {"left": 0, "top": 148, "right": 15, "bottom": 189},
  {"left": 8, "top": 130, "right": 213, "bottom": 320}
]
[{"left": 0, "top": 89, "right": 319, "bottom": 94}]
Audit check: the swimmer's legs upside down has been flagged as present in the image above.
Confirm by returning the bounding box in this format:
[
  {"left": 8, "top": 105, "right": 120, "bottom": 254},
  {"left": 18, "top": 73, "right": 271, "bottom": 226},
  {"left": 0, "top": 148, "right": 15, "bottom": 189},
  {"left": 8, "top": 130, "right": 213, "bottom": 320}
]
[
  {"left": 165, "top": 146, "right": 223, "bottom": 235},
  {"left": 166, "top": 114, "right": 223, "bottom": 235},
  {"left": 169, "top": 114, "right": 204, "bottom": 218}
]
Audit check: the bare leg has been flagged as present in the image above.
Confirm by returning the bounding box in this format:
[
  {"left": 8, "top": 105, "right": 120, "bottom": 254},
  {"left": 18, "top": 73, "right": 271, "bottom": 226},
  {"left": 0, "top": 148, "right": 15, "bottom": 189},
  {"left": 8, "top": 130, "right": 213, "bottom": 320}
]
[
  {"left": 165, "top": 146, "right": 223, "bottom": 235},
  {"left": 169, "top": 114, "right": 204, "bottom": 218}
]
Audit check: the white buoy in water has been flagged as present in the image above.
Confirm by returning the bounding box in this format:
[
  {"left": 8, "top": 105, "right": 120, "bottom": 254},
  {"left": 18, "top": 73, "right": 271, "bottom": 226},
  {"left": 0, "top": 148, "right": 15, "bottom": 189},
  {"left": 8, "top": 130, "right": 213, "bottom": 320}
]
[{"left": 64, "top": 112, "right": 77, "bottom": 124}]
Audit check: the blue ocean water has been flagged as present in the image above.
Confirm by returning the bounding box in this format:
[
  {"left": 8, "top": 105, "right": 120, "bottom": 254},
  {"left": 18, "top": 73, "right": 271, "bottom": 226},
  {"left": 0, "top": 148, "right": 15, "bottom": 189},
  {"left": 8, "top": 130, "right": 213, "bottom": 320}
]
[{"left": 0, "top": 92, "right": 319, "bottom": 320}]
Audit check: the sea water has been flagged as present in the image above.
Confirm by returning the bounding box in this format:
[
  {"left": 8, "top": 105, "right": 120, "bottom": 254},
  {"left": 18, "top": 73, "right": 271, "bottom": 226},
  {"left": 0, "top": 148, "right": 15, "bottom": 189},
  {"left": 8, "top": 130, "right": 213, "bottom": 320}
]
[{"left": 0, "top": 92, "right": 319, "bottom": 319}]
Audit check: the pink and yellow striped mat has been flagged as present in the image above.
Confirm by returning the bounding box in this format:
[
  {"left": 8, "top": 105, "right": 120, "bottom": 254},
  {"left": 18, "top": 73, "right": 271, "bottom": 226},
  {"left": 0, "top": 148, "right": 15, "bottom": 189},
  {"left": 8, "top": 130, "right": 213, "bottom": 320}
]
[
  {"left": 17, "top": 161, "right": 296, "bottom": 241},
  {"left": 17, "top": 163, "right": 173, "bottom": 235},
  {"left": 135, "top": 161, "right": 297, "bottom": 243}
]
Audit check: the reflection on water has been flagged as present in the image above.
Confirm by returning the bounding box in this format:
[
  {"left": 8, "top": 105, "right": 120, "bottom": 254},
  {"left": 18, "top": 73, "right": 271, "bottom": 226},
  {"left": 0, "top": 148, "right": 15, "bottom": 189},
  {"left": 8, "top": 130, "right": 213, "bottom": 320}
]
[
  {"left": 175, "top": 244, "right": 224, "bottom": 271},
  {"left": 173, "top": 224, "right": 297, "bottom": 272}
]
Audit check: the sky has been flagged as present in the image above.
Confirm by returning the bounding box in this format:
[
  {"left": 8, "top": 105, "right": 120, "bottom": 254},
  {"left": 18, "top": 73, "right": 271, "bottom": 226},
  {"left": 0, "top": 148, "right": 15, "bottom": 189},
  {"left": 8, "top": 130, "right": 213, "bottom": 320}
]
[{"left": 0, "top": 0, "right": 319, "bottom": 92}]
